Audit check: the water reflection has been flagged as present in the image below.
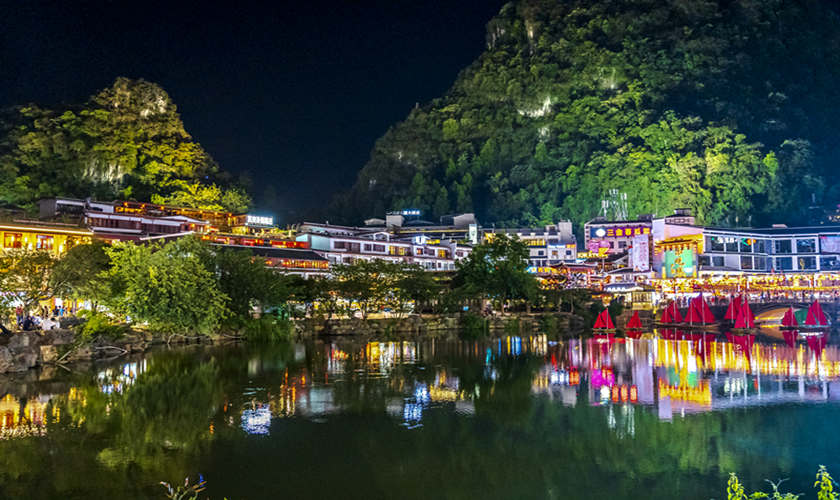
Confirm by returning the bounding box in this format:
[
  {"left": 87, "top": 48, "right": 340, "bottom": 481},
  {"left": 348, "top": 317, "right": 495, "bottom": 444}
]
[
  {"left": 0, "top": 333, "right": 839, "bottom": 499},
  {"left": 1, "top": 334, "right": 839, "bottom": 438}
]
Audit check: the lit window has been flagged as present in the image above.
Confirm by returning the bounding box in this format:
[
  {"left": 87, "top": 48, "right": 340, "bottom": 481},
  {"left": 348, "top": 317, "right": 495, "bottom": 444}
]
[
  {"left": 3, "top": 233, "right": 22, "bottom": 249},
  {"left": 36, "top": 235, "right": 54, "bottom": 251}
]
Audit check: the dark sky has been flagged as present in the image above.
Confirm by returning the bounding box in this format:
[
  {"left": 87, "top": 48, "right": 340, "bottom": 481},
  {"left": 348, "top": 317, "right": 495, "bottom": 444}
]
[{"left": 0, "top": 0, "right": 506, "bottom": 221}]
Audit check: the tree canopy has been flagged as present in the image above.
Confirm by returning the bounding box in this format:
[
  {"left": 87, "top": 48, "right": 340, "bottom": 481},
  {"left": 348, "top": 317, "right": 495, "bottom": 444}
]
[
  {"left": 334, "top": 0, "right": 840, "bottom": 230},
  {"left": 454, "top": 234, "right": 538, "bottom": 306}
]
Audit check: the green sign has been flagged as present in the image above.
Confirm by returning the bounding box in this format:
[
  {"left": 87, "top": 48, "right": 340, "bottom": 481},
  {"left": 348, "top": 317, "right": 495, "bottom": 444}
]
[{"left": 664, "top": 249, "right": 695, "bottom": 278}]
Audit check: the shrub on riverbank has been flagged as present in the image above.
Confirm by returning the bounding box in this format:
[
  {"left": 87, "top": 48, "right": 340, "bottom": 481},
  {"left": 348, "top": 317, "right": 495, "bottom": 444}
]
[
  {"left": 76, "top": 310, "right": 129, "bottom": 342},
  {"left": 242, "top": 315, "right": 294, "bottom": 343},
  {"left": 458, "top": 312, "right": 489, "bottom": 340},
  {"left": 727, "top": 466, "right": 837, "bottom": 499}
]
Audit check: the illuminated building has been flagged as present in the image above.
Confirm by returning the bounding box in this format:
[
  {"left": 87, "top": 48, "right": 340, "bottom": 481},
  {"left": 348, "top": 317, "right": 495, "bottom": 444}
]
[
  {"left": 213, "top": 244, "right": 329, "bottom": 277},
  {"left": 296, "top": 229, "right": 470, "bottom": 271},
  {"left": 41, "top": 197, "right": 239, "bottom": 229},
  {"left": 39, "top": 197, "right": 211, "bottom": 242},
  {"left": 584, "top": 216, "right": 655, "bottom": 256},
  {"left": 0, "top": 220, "right": 92, "bottom": 256},
  {"left": 652, "top": 217, "right": 840, "bottom": 277}
]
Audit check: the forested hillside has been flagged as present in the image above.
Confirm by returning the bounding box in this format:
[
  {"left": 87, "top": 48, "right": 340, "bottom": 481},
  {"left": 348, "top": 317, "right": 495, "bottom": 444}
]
[
  {"left": 0, "top": 78, "right": 249, "bottom": 212},
  {"left": 333, "top": 0, "right": 840, "bottom": 228}
]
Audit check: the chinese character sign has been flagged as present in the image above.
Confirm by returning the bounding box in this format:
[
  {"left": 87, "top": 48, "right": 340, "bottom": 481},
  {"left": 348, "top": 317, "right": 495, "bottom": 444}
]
[{"left": 631, "top": 234, "right": 650, "bottom": 271}]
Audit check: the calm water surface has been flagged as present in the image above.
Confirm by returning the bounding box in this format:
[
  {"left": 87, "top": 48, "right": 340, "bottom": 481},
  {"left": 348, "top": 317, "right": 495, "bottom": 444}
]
[{"left": 0, "top": 334, "right": 838, "bottom": 499}]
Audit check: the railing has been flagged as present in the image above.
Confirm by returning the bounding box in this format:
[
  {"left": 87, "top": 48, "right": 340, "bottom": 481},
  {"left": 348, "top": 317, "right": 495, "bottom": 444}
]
[{"left": 0, "top": 210, "right": 86, "bottom": 228}]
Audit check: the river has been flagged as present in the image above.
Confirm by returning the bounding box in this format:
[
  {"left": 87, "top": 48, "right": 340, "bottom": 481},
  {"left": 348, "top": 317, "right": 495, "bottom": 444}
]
[{"left": 0, "top": 333, "right": 838, "bottom": 499}]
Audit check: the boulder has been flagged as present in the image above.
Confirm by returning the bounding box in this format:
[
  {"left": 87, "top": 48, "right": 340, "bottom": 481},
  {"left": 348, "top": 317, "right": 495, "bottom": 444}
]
[
  {"left": 12, "top": 349, "right": 39, "bottom": 371},
  {"left": 8, "top": 332, "right": 33, "bottom": 350},
  {"left": 0, "top": 347, "right": 14, "bottom": 373},
  {"left": 39, "top": 345, "right": 58, "bottom": 364}
]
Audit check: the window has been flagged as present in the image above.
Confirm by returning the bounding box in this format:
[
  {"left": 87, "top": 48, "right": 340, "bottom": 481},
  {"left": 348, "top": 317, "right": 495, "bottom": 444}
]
[
  {"left": 774, "top": 240, "right": 792, "bottom": 254},
  {"left": 363, "top": 244, "right": 372, "bottom": 252},
  {"left": 754, "top": 256, "right": 766, "bottom": 270},
  {"left": 739, "top": 239, "right": 752, "bottom": 253},
  {"left": 699, "top": 256, "right": 711, "bottom": 267},
  {"left": 725, "top": 240, "right": 739, "bottom": 253},
  {"left": 3, "top": 233, "right": 22, "bottom": 249},
  {"left": 618, "top": 241, "right": 627, "bottom": 249},
  {"left": 713, "top": 256, "right": 725, "bottom": 267},
  {"left": 799, "top": 256, "right": 817, "bottom": 270},
  {"left": 754, "top": 239, "right": 766, "bottom": 253},
  {"left": 708, "top": 236, "right": 724, "bottom": 252},
  {"left": 821, "top": 256, "right": 840, "bottom": 271},
  {"left": 797, "top": 238, "right": 816, "bottom": 253},
  {"left": 373, "top": 244, "right": 385, "bottom": 252},
  {"left": 775, "top": 257, "right": 793, "bottom": 270},
  {"left": 537, "top": 250, "right": 545, "bottom": 256},
  {"left": 740, "top": 256, "right": 753, "bottom": 270},
  {"left": 36, "top": 235, "right": 54, "bottom": 251}
]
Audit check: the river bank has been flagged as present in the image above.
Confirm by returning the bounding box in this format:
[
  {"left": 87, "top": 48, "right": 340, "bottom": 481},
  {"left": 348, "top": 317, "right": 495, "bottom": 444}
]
[{"left": 0, "top": 328, "right": 216, "bottom": 373}]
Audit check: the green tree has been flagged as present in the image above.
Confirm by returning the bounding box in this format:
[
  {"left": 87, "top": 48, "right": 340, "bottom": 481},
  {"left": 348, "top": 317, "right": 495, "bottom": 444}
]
[
  {"left": 51, "top": 241, "right": 112, "bottom": 309},
  {"left": 151, "top": 180, "right": 250, "bottom": 213},
  {"left": 213, "top": 248, "right": 289, "bottom": 327},
  {"left": 0, "top": 249, "right": 58, "bottom": 318},
  {"left": 454, "top": 234, "right": 537, "bottom": 311},
  {"left": 104, "top": 236, "right": 228, "bottom": 336}
]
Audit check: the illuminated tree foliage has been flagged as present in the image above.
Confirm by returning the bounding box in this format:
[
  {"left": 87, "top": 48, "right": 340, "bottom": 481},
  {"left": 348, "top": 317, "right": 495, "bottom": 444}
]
[
  {"left": 329, "top": 260, "right": 440, "bottom": 319},
  {"left": 336, "top": 0, "right": 840, "bottom": 228},
  {"left": 50, "top": 241, "right": 112, "bottom": 309},
  {"left": 0, "top": 249, "right": 58, "bottom": 316},
  {"left": 103, "top": 236, "right": 228, "bottom": 335},
  {"left": 0, "top": 78, "right": 250, "bottom": 212},
  {"left": 453, "top": 233, "right": 538, "bottom": 307}
]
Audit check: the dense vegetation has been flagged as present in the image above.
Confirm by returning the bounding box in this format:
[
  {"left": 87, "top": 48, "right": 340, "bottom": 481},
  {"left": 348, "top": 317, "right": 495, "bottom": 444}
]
[
  {"left": 0, "top": 235, "right": 586, "bottom": 339},
  {"left": 0, "top": 78, "right": 249, "bottom": 212},
  {"left": 334, "top": 0, "right": 840, "bottom": 229}
]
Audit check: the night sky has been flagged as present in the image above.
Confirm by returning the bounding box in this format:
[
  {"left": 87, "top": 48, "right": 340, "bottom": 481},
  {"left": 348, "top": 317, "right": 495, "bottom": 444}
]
[{"left": 0, "top": 0, "right": 507, "bottom": 220}]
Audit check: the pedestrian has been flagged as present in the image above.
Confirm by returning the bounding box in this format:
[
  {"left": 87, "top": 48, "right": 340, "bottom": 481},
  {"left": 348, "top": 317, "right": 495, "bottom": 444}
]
[{"left": 15, "top": 306, "right": 23, "bottom": 326}]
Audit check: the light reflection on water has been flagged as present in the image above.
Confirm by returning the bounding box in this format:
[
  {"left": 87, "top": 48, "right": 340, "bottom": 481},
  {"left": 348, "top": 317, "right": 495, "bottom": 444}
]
[{"left": 0, "top": 333, "right": 839, "bottom": 499}]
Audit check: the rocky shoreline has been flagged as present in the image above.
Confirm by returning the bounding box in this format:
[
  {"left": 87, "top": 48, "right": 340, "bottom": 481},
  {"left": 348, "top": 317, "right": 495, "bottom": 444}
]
[{"left": 0, "top": 329, "right": 216, "bottom": 374}]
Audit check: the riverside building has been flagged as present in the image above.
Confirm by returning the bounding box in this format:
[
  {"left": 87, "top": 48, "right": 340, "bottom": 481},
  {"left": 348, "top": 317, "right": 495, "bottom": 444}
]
[
  {"left": 652, "top": 219, "right": 840, "bottom": 277},
  {"left": 295, "top": 228, "right": 469, "bottom": 271}
]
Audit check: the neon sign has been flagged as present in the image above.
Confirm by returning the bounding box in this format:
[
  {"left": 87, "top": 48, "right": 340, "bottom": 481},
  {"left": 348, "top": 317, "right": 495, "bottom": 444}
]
[
  {"left": 589, "top": 226, "right": 650, "bottom": 239},
  {"left": 246, "top": 215, "right": 274, "bottom": 227}
]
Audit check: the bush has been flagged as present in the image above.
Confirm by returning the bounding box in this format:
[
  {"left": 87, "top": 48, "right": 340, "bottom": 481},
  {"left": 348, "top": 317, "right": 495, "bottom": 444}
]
[
  {"left": 243, "top": 315, "right": 294, "bottom": 343},
  {"left": 76, "top": 310, "right": 128, "bottom": 342},
  {"left": 727, "top": 466, "right": 837, "bottom": 499},
  {"left": 459, "top": 312, "right": 488, "bottom": 340},
  {"left": 539, "top": 314, "right": 559, "bottom": 333},
  {"left": 503, "top": 318, "right": 521, "bottom": 335}
]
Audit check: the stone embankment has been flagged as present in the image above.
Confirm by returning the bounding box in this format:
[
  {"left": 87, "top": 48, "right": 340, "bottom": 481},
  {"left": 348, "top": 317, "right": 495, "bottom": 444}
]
[{"left": 0, "top": 329, "right": 210, "bottom": 374}]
